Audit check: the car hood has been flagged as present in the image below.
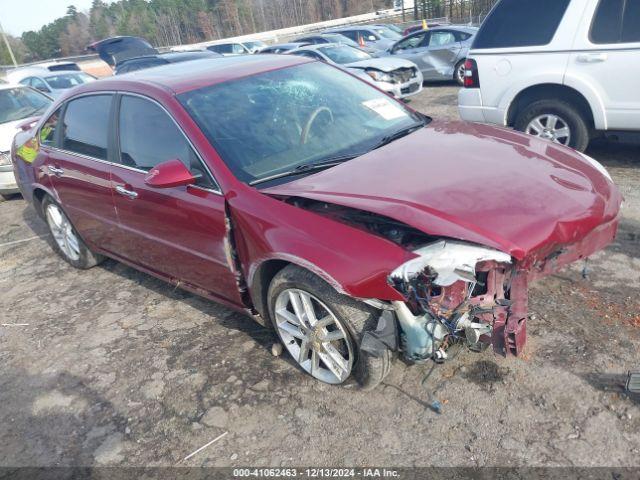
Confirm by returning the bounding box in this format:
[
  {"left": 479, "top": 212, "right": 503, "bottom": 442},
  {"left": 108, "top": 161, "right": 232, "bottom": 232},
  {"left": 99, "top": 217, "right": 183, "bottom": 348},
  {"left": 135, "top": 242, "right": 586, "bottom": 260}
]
[
  {"left": 0, "top": 119, "right": 24, "bottom": 152},
  {"left": 264, "top": 121, "right": 622, "bottom": 261},
  {"left": 344, "top": 57, "right": 417, "bottom": 71}
]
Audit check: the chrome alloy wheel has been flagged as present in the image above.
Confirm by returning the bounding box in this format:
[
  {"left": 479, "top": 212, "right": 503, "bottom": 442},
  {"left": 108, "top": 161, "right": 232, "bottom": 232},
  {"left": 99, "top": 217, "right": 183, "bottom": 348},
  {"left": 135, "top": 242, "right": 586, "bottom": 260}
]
[
  {"left": 45, "top": 203, "right": 80, "bottom": 261},
  {"left": 456, "top": 61, "right": 466, "bottom": 85},
  {"left": 274, "top": 289, "right": 354, "bottom": 384},
  {"left": 525, "top": 114, "right": 571, "bottom": 145}
]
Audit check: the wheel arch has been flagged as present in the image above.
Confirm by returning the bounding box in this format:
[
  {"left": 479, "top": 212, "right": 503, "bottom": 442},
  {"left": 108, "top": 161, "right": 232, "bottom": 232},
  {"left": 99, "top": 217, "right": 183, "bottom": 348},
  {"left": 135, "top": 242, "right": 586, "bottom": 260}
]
[
  {"left": 248, "top": 256, "right": 351, "bottom": 324},
  {"left": 32, "top": 186, "right": 57, "bottom": 219},
  {"left": 505, "top": 83, "right": 600, "bottom": 130}
]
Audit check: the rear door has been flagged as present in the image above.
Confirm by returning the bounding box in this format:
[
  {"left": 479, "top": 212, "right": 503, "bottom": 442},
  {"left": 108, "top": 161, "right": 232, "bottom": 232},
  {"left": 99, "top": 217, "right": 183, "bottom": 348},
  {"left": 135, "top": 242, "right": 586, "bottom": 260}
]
[
  {"left": 421, "top": 30, "right": 462, "bottom": 80},
  {"left": 45, "top": 94, "right": 120, "bottom": 251},
  {"left": 568, "top": 0, "right": 640, "bottom": 130},
  {"left": 110, "top": 93, "right": 241, "bottom": 303}
]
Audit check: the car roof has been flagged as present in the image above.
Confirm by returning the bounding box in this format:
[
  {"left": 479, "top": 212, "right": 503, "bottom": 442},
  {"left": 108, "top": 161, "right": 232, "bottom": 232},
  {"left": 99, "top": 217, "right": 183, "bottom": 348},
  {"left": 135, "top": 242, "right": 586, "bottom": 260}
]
[
  {"left": 84, "top": 54, "right": 311, "bottom": 95},
  {"left": 265, "top": 42, "right": 308, "bottom": 49},
  {"left": 294, "top": 43, "right": 344, "bottom": 52}
]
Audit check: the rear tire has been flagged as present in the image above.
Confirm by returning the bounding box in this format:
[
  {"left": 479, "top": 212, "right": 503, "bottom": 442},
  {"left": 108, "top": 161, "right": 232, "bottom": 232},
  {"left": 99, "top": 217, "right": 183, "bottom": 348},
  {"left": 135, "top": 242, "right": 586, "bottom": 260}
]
[
  {"left": 454, "top": 59, "right": 466, "bottom": 86},
  {"left": 42, "top": 195, "right": 104, "bottom": 269},
  {"left": 267, "top": 265, "right": 392, "bottom": 390},
  {"left": 514, "top": 99, "right": 590, "bottom": 152}
]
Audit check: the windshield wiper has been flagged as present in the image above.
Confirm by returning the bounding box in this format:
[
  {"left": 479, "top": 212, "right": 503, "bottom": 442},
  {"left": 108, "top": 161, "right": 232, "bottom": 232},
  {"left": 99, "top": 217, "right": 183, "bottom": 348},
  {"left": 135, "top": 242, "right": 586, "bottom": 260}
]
[
  {"left": 249, "top": 153, "right": 361, "bottom": 186},
  {"left": 370, "top": 120, "right": 427, "bottom": 152}
]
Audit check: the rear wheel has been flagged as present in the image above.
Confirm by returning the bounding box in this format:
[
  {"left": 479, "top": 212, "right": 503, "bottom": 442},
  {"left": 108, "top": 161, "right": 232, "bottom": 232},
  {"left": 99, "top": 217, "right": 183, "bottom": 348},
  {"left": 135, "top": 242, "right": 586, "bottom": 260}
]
[
  {"left": 268, "top": 265, "right": 392, "bottom": 389},
  {"left": 454, "top": 59, "right": 466, "bottom": 86},
  {"left": 42, "top": 195, "right": 104, "bottom": 269},
  {"left": 514, "top": 99, "right": 590, "bottom": 152}
]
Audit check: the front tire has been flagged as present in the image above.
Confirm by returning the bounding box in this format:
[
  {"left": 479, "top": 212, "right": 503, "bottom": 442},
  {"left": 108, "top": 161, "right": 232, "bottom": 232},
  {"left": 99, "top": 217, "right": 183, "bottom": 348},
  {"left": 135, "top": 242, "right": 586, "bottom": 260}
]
[
  {"left": 42, "top": 195, "right": 104, "bottom": 269},
  {"left": 267, "top": 265, "right": 392, "bottom": 389},
  {"left": 514, "top": 99, "right": 590, "bottom": 152}
]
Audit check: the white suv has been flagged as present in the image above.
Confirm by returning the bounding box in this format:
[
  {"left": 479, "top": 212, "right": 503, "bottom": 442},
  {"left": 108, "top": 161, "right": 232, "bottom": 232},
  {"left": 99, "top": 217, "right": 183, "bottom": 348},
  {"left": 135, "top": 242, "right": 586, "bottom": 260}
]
[{"left": 458, "top": 0, "right": 640, "bottom": 152}]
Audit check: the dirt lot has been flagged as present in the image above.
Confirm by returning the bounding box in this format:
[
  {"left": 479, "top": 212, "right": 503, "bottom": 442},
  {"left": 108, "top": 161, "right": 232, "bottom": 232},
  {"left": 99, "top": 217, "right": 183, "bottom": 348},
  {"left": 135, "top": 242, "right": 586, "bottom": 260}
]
[{"left": 1, "top": 83, "right": 639, "bottom": 469}]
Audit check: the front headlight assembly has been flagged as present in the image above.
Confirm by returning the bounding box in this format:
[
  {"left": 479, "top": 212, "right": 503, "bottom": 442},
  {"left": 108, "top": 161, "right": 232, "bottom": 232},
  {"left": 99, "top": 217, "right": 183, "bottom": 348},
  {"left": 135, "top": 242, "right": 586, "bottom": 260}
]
[
  {"left": 365, "top": 69, "right": 394, "bottom": 83},
  {"left": 0, "top": 151, "right": 11, "bottom": 167}
]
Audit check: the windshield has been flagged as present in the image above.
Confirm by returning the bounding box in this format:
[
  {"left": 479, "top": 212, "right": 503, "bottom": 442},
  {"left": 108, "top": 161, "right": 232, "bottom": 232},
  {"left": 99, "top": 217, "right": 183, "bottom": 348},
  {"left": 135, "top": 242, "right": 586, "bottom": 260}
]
[
  {"left": 319, "top": 45, "right": 371, "bottom": 64},
  {"left": 244, "top": 41, "right": 266, "bottom": 50},
  {"left": 179, "top": 62, "right": 423, "bottom": 185},
  {"left": 45, "top": 72, "right": 94, "bottom": 90},
  {"left": 374, "top": 27, "right": 402, "bottom": 39},
  {"left": 0, "top": 87, "right": 51, "bottom": 124},
  {"left": 322, "top": 34, "right": 360, "bottom": 47}
]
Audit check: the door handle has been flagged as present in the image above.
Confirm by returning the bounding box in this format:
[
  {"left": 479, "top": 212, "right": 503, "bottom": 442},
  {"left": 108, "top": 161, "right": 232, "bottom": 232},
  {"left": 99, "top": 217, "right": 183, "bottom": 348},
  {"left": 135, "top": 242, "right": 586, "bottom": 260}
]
[
  {"left": 115, "top": 185, "right": 138, "bottom": 199},
  {"left": 576, "top": 53, "right": 608, "bottom": 63},
  {"left": 48, "top": 165, "right": 64, "bottom": 176}
]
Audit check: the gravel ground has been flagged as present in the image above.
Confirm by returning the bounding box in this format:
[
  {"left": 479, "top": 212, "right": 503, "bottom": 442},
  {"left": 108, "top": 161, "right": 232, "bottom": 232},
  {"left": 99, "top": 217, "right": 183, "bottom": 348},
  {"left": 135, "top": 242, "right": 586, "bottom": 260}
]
[{"left": 1, "top": 82, "right": 639, "bottom": 469}]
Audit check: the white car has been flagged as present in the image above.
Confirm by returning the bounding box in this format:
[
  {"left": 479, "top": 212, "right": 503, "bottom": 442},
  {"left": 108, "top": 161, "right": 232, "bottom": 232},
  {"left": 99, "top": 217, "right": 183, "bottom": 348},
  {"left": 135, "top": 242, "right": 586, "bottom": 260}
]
[
  {"left": 289, "top": 44, "right": 423, "bottom": 100},
  {"left": 0, "top": 84, "right": 52, "bottom": 198},
  {"left": 6, "top": 63, "right": 95, "bottom": 99},
  {"left": 458, "top": 0, "right": 640, "bottom": 152}
]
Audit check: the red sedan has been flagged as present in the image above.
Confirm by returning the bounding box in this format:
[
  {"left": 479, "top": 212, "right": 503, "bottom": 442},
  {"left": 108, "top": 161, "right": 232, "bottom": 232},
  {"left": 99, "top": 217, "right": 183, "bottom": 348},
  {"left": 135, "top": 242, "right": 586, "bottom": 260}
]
[{"left": 12, "top": 55, "right": 622, "bottom": 389}]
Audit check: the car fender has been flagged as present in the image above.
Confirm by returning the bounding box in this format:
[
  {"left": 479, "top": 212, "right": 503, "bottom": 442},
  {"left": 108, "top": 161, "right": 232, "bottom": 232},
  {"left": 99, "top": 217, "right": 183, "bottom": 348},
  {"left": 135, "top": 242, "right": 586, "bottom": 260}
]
[
  {"left": 561, "top": 72, "right": 607, "bottom": 130},
  {"left": 499, "top": 74, "right": 606, "bottom": 130},
  {"left": 498, "top": 72, "right": 566, "bottom": 125},
  {"left": 226, "top": 188, "right": 412, "bottom": 304}
]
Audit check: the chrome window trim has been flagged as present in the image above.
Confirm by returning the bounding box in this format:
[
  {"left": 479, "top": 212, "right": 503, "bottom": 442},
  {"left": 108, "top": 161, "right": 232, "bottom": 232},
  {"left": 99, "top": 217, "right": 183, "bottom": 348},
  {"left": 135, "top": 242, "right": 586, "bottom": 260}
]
[{"left": 44, "top": 90, "right": 223, "bottom": 196}]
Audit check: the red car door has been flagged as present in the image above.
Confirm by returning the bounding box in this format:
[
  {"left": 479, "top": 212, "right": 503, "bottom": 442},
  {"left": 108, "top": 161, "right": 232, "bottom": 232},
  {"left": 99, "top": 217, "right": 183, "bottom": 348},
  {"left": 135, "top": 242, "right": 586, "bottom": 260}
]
[
  {"left": 110, "top": 94, "right": 242, "bottom": 304},
  {"left": 43, "top": 94, "right": 120, "bottom": 251}
]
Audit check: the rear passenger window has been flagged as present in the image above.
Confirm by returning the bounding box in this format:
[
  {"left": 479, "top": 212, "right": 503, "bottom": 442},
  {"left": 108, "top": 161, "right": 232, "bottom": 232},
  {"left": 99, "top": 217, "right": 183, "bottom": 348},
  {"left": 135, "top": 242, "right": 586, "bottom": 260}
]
[
  {"left": 592, "top": 0, "right": 640, "bottom": 43},
  {"left": 473, "top": 0, "right": 570, "bottom": 49},
  {"left": 118, "top": 95, "right": 214, "bottom": 188},
  {"left": 591, "top": 0, "right": 624, "bottom": 43},
  {"left": 62, "top": 95, "right": 112, "bottom": 160}
]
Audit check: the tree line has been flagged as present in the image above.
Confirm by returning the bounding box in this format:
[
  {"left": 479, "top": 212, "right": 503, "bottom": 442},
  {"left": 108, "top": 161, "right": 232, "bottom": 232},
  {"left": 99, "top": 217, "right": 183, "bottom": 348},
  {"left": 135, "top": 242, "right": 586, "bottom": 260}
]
[{"left": 1, "top": 0, "right": 497, "bottom": 65}]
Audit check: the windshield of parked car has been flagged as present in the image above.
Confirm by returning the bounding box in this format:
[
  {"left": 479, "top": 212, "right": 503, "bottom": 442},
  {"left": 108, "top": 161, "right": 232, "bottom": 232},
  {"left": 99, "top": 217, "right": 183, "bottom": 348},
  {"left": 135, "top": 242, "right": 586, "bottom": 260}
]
[
  {"left": 319, "top": 45, "right": 371, "bottom": 64},
  {"left": 374, "top": 27, "right": 402, "bottom": 39},
  {"left": 44, "top": 72, "right": 94, "bottom": 89},
  {"left": 244, "top": 41, "right": 266, "bottom": 50},
  {"left": 179, "top": 62, "right": 424, "bottom": 185},
  {"left": 0, "top": 87, "right": 51, "bottom": 124},
  {"left": 321, "top": 34, "right": 360, "bottom": 47}
]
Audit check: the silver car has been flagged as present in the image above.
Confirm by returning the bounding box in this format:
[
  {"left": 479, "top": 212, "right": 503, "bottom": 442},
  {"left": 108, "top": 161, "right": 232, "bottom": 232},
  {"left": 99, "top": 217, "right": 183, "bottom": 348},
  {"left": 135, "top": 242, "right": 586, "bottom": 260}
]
[
  {"left": 322, "top": 26, "right": 402, "bottom": 51},
  {"left": 288, "top": 44, "right": 423, "bottom": 100},
  {"left": 383, "top": 26, "right": 477, "bottom": 85}
]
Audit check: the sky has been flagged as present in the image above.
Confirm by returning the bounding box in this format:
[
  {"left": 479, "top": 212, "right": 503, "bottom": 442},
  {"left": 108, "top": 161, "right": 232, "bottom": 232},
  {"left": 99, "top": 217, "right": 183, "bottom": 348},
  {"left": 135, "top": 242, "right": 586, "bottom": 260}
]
[{"left": 0, "top": 0, "right": 114, "bottom": 36}]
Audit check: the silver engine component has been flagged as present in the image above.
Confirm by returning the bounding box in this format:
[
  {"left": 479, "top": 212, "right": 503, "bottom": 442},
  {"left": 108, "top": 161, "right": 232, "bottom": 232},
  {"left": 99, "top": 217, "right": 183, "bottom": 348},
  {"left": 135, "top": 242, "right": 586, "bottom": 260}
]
[
  {"left": 454, "top": 312, "right": 493, "bottom": 346},
  {"left": 392, "top": 302, "right": 448, "bottom": 362}
]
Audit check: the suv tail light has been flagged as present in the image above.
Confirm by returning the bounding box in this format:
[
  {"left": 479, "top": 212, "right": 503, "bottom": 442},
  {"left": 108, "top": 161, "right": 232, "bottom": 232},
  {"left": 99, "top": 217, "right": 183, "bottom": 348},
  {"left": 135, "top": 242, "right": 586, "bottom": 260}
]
[{"left": 463, "top": 59, "right": 480, "bottom": 89}]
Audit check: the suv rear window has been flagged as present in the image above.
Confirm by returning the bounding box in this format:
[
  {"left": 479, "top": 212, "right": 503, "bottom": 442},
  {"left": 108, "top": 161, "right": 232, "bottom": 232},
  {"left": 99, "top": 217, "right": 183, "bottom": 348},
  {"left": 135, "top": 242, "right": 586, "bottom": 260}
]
[
  {"left": 591, "top": 0, "right": 640, "bottom": 44},
  {"left": 473, "top": 0, "right": 570, "bottom": 49}
]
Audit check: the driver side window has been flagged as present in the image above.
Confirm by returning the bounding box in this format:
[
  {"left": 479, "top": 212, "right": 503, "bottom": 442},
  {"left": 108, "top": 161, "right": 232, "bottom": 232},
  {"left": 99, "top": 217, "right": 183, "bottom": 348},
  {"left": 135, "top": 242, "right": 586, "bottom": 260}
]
[
  {"left": 395, "top": 32, "right": 427, "bottom": 50},
  {"left": 118, "top": 95, "right": 216, "bottom": 189}
]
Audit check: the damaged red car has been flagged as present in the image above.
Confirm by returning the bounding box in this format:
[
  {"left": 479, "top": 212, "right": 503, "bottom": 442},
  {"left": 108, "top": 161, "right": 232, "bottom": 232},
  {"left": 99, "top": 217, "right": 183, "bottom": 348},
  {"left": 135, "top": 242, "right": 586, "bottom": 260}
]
[{"left": 12, "top": 56, "right": 622, "bottom": 389}]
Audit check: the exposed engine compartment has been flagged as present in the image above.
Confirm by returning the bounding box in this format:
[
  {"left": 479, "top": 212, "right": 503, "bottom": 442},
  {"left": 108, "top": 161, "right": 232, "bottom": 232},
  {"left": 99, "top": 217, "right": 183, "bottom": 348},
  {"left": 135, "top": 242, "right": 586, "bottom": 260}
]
[
  {"left": 285, "top": 197, "right": 525, "bottom": 363},
  {"left": 389, "top": 241, "right": 517, "bottom": 362}
]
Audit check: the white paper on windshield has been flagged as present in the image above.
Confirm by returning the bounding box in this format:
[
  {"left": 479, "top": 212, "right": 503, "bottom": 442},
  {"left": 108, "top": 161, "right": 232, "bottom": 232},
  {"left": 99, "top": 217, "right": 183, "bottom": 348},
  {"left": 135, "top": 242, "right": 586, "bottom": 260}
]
[{"left": 362, "top": 98, "right": 408, "bottom": 121}]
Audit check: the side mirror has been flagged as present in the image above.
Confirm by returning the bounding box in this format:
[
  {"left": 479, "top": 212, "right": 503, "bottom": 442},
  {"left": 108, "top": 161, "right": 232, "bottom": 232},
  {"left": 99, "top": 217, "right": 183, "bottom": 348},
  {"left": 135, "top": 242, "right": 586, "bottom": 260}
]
[{"left": 144, "top": 159, "right": 196, "bottom": 189}]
